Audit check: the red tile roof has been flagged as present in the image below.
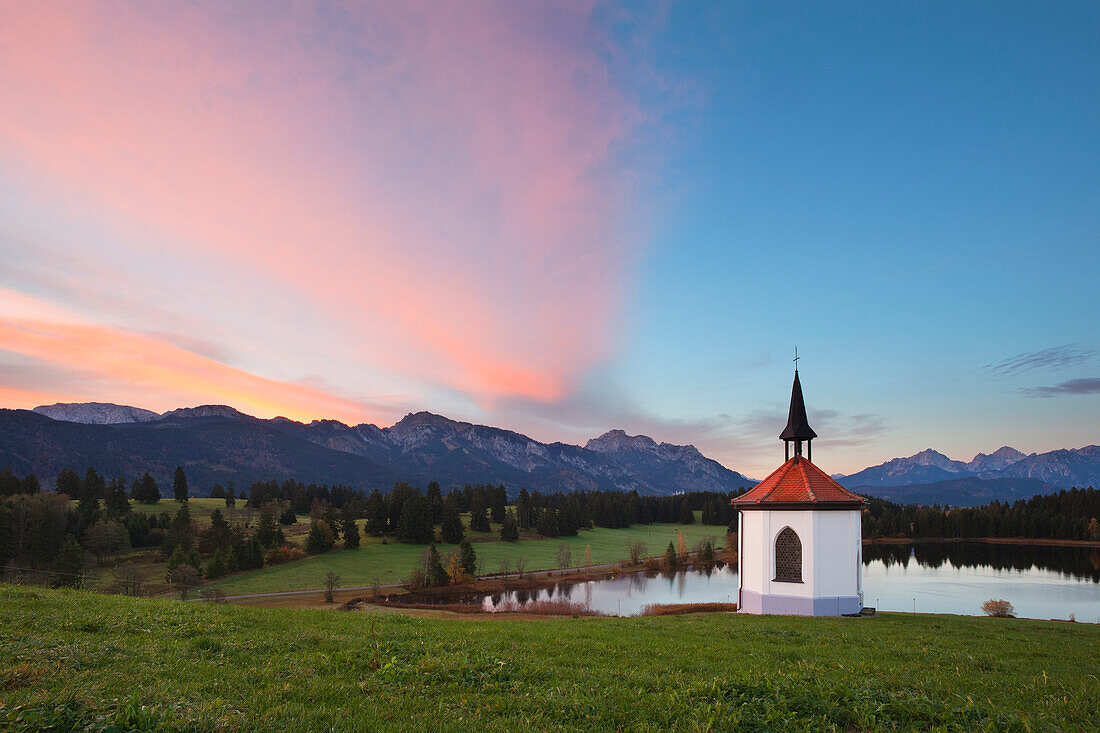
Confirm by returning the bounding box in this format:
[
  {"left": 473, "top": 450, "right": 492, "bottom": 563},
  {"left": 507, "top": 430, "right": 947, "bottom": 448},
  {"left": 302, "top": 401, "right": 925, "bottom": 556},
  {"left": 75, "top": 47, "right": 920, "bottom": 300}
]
[{"left": 733, "top": 456, "right": 865, "bottom": 507}]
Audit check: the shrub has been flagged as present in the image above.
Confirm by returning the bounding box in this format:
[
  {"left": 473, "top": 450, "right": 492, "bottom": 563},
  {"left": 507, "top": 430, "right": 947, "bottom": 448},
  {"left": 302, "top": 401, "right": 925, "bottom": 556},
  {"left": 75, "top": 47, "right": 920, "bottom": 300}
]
[
  {"left": 306, "top": 520, "right": 336, "bottom": 554},
  {"left": 641, "top": 602, "right": 735, "bottom": 616},
  {"left": 493, "top": 599, "right": 600, "bottom": 616},
  {"left": 981, "top": 599, "right": 1015, "bottom": 618},
  {"left": 406, "top": 566, "right": 428, "bottom": 591},
  {"left": 265, "top": 545, "right": 306, "bottom": 565},
  {"left": 169, "top": 564, "right": 201, "bottom": 600}
]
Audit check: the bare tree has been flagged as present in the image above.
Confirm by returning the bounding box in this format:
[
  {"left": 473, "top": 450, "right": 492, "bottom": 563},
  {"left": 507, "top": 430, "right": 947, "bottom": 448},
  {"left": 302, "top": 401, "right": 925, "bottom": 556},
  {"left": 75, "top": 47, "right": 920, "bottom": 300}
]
[
  {"left": 117, "top": 565, "right": 141, "bottom": 597},
  {"left": 324, "top": 571, "right": 341, "bottom": 603},
  {"left": 170, "top": 564, "right": 201, "bottom": 600},
  {"left": 626, "top": 541, "right": 648, "bottom": 566},
  {"left": 498, "top": 558, "right": 513, "bottom": 576},
  {"left": 557, "top": 543, "right": 571, "bottom": 569},
  {"left": 514, "top": 556, "right": 526, "bottom": 578}
]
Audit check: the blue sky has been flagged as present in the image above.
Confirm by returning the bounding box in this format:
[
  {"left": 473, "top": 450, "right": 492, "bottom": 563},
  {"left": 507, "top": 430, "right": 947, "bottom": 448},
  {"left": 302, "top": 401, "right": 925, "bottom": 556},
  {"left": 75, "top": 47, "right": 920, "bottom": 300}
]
[
  {"left": 1, "top": 1, "right": 1097, "bottom": 479},
  {"left": 600, "top": 1, "right": 1100, "bottom": 474}
]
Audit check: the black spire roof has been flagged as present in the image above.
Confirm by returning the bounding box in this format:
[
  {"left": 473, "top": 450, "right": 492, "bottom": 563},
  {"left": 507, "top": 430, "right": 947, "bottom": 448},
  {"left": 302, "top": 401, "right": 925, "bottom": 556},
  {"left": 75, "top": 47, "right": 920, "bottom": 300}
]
[{"left": 779, "top": 371, "right": 817, "bottom": 442}]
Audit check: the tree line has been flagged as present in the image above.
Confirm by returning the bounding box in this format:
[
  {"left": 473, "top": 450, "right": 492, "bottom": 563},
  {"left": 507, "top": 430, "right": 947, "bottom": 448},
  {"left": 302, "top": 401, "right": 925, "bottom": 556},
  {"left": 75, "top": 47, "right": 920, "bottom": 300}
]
[
  {"left": 0, "top": 465, "right": 294, "bottom": 593},
  {"left": 861, "top": 486, "right": 1100, "bottom": 541}
]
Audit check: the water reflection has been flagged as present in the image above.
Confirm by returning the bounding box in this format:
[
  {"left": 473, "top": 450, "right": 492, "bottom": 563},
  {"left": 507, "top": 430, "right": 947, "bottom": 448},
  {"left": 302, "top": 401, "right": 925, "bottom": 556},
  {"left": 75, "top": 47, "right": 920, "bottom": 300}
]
[
  {"left": 441, "top": 542, "right": 1100, "bottom": 620},
  {"left": 864, "top": 542, "right": 1100, "bottom": 583}
]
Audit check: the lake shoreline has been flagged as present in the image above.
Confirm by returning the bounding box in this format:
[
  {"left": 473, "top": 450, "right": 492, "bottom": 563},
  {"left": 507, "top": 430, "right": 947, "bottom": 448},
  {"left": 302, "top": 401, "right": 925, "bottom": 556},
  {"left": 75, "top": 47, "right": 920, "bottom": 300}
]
[
  {"left": 344, "top": 553, "right": 737, "bottom": 614},
  {"left": 864, "top": 536, "right": 1100, "bottom": 548}
]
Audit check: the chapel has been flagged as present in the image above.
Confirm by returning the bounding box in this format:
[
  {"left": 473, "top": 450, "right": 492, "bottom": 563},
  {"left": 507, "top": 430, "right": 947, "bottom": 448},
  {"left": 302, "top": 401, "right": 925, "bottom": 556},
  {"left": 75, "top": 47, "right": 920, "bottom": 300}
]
[{"left": 733, "top": 369, "right": 866, "bottom": 616}]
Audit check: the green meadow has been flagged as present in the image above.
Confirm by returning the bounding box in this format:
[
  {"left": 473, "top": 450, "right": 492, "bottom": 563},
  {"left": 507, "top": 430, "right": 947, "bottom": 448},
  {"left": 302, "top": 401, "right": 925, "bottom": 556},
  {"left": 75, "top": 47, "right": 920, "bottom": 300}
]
[
  {"left": 1, "top": 584, "right": 1097, "bottom": 731},
  {"left": 213, "top": 521, "right": 726, "bottom": 595}
]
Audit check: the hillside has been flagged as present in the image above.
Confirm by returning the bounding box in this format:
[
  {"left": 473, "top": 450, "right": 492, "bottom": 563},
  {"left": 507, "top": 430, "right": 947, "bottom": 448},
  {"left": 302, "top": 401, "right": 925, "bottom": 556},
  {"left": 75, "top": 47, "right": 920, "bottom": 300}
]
[
  {"left": 855, "top": 476, "right": 1062, "bottom": 507},
  {"left": 0, "top": 409, "right": 396, "bottom": 491},
  {"left": 0, "top": 406, "right": 753, "bottom": 497},
  {"left": 1, "top": 586, "right": 1097, "bottom": 731}
]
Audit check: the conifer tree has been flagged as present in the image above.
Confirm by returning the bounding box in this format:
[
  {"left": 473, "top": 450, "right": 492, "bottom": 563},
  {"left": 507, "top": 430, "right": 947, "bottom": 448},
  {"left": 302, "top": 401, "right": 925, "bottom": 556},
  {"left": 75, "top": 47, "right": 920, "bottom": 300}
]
[
  {"left": 342, "top": 506, "right": 361, "bottom": 549},
  {"left": 426, "top": 481, "right": 444, "bottom": 524},
  {"left": 55, "top": 468, "right": 82, "bottom": 500},
  {"left": 205, "top": 548, "right": 227, "bottom": 579},
  {"left": 468, "top": 497, "right": 491, "bottom": 533},
  {"left": 489, "top": 484, "right": 507, "bottom": 524},
  {"left": 536, "top": 508, "right": 559, "bottom": 538},
  {"left": 664, "top": 541, "right": 678, "bottom": 568},
  {"left": 20, "top": 474, "right": 41, "bottom": 495},
  {"left": 173, "top": 466, "right": 188, "bottom": 502},
  {"left": 131, "top": 473, "right": 160, "bottom": 504},
  {"left": 364, "top": 489, "right": 387, "bottom": 536},
  {"left": 678, "top": 498, "right": 694, "bottom": 525},
  {"left": 500, "top": 509, "right": 520, "bottom": 542},
  {"left": 74, "top": 496, "right": 101, "bottom": 534},
  {"left": 459, "top": 538, "right": 477, "bottom": 576},
  {"left": 395, "top": 493, "right": 435, "bottom": 544},
  {"left": 104, "top": 477, "right": 131, "bottom": 517},
  {"left": 255, "top": 503, "right": 278, "bottom": 547},
  {"left": 426, "top": 544, "right": 449, "bottom": 587},
  {"left": 440, "top": 499, "right": 465, "bottom": 544},
  {"left": 516, "top": 488, "right": 533, "bottom": 529},
  {"left": 82, "top": 467, "right": 106, "bottom": 501},
  {"left": 53, "top": 537, "right": 85, "bottom": 587}
]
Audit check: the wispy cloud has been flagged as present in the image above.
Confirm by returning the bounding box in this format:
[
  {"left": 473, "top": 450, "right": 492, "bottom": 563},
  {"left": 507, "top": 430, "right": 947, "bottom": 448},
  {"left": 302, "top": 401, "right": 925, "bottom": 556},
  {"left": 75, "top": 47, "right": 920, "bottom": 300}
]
[
  {"left": 1022, "top": 378, "right": 1100, "bottom": 398},
  {"left": 0, "top": 1, "right": 655, "bottom": 409},
  {"left": 985, "top": 344, "right": 1096, "bottom": 376}
]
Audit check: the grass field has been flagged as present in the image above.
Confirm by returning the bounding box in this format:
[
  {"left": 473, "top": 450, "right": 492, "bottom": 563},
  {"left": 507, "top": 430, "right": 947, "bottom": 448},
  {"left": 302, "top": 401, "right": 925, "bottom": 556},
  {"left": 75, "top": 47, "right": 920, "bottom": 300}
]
[
  {"left": 213, "top": 521, "right": 727, "bottom": 594},
  {"left": 129, "top": 498, "right": 233, "bottom": 516},
  {"left": 1, "top": 585, "right": 1097, "bottom": 731}
]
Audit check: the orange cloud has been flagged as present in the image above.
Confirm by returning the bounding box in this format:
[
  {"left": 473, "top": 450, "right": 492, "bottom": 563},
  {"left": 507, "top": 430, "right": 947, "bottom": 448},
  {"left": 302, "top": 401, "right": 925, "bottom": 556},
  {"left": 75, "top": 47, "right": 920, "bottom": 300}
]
[{"left": 0, "top": 295, "right": 385, "bottom": 424}]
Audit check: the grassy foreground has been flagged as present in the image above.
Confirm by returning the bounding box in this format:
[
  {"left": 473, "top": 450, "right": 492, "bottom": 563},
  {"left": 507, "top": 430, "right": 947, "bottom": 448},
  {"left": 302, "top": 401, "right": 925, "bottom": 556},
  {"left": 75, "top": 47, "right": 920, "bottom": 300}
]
[{"left": 2, "top": 586, "right": 1098, "bottom": 731}]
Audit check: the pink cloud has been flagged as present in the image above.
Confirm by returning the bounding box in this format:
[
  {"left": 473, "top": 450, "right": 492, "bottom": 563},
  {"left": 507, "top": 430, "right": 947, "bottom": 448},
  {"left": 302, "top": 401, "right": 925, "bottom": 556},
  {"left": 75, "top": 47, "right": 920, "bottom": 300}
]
[{"left": 0, "top": 2, "right": 645, "bottom": 409}]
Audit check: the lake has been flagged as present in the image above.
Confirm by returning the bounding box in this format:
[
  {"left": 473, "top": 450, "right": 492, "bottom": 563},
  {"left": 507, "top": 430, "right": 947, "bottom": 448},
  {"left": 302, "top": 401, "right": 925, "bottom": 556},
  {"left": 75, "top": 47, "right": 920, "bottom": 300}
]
[{"left": 465, "top": 542, "right": 1100, "bottom": 621}]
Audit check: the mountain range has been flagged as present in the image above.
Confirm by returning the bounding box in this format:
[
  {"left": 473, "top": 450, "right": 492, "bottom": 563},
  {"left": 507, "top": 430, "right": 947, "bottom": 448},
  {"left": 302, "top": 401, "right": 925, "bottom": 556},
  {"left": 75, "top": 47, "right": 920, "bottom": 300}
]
[
  {"left": 2, "top": 403, "right": 753, "bottom": 497},
  {"left": 5, "top": 402, "right": 1097, "bottom": 505},
  {"left": 836, "top": 445, "right": 1099, "bottom": 505}
]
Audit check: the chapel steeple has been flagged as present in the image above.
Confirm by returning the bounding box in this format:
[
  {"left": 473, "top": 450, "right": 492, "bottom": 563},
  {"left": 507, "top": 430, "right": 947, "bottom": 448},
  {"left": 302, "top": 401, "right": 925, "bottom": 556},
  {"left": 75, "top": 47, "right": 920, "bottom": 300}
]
[{"left": 779, "top": 369, "right": 817, "bottom": 461}]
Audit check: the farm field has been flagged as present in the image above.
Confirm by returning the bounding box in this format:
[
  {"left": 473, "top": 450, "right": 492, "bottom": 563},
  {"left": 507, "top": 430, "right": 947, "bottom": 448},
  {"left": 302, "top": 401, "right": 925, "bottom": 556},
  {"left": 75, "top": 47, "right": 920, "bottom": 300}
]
[
  {"left": 1, "top": 584, "right": 1097, "bottom": 731},
  {"left": 212, "top": 520, "right": 727, "bottom": 595}
]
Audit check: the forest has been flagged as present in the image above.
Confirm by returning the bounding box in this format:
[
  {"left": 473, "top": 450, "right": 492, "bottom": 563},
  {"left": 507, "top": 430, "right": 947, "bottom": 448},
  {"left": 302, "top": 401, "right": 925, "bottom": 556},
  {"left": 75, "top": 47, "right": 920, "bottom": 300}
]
[
  {"left": 0, "top": 466, "right": 741, "bottom": 591},
  {"left": 1, "top": 464, "right": 1096, "bottom": 595},
  {"left": 861, "top": 487, "right": 1100, "bottom": 542}
]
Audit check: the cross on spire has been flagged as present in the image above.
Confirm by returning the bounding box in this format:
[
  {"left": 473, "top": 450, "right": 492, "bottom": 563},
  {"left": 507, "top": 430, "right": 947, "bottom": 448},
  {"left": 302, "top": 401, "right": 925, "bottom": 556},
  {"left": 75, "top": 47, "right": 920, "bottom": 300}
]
[
  {"left": 793, "top": 346, "right": 799, "bottom": 370},
  {"left": 780, "top": 365, "right": 817, "bottom": 462}
]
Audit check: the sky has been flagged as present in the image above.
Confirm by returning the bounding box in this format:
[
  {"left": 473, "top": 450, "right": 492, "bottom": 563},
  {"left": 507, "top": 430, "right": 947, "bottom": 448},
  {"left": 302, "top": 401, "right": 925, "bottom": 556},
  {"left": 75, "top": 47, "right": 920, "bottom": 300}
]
[{"left": 1, "top": 1, "right": 1097, "bottom": 480}]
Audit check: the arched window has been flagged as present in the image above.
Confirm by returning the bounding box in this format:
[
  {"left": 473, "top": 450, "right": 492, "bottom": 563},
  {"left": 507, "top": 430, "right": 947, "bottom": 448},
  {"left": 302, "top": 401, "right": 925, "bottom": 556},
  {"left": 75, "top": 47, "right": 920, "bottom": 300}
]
[{"left": 774, "top": 527, "right": 802, "bottom": 582}]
